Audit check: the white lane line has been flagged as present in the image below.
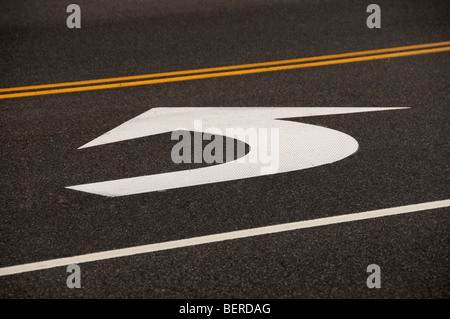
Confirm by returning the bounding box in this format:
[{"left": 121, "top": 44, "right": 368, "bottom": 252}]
[{"left": 0, "top": 199, "right": 448, "bottom": 277}]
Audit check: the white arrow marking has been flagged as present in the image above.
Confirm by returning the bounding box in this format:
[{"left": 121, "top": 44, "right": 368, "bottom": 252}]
[{"left": 67, "top": 107, "right": 407, "bottom": 197}]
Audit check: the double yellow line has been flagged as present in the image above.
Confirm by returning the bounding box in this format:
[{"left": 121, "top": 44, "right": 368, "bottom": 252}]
[{"left": 1, "top": 41, "right": 449, "bottom": 100}]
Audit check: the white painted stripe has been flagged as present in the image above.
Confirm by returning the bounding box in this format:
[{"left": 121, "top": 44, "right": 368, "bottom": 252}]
[{"left": 0, "top": 199, "right": 448, "bottom": 277}]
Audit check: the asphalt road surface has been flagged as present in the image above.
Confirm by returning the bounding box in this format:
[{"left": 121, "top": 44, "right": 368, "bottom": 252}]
[{"left": 0, "top": 0, "right": 449, "bottom": 300}]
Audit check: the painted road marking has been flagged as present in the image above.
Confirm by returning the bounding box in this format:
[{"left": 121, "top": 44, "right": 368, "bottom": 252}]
[
  {"left": 1, "top": 41, "right": 449, "bottom": 93},
  {"left": 0, "top": 41, "right": 449, "bottom": 99},
  {"left": 0, "top": 199, "right": 448, "bottom": 277},
  {"left": 66, "top": 107, "right": 407, "bottom": 197}
]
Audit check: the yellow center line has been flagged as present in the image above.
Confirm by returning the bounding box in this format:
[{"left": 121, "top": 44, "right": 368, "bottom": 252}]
[
  {"left": 1, "top": 41, "right": 449, "bottom": 93},
  {"left": 0, "top": 43, "right": 449, "bottom": 100},
  {"left": 1, "top": 41, "right": 450, "bottom": 93}
]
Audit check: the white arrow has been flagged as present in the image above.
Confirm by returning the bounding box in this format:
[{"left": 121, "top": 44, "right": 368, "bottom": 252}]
[{"left": 67, "top": 107, "right": 407, "bottom": 197}]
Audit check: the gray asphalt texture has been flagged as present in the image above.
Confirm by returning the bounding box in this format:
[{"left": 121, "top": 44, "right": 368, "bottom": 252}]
[{"left": 0, "top": 0, "right": 449, "bottom": 299}]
